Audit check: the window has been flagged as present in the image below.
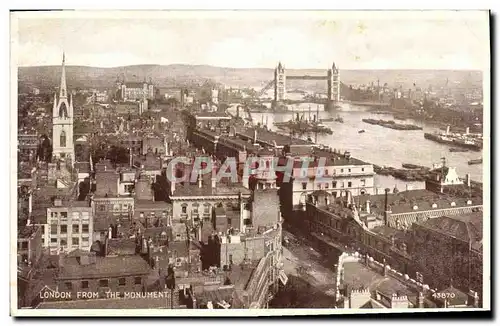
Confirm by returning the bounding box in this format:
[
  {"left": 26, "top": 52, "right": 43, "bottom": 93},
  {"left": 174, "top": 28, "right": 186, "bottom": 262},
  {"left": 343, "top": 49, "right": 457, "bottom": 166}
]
[
  {"left": 134, "top": 277, "right": 142, "bottom": 285},
  {"left": 340, "top": 169, "right": 344, "bottom": 173},
  {"left": 347, "top": 181, "right": 352, "bottom": 187},
  {"left": 181, "top": 205, "right": 187, "bottom": 214},
  {"left": 72, "top": 212, "right": 80, "bottom": 220},
  {"left": 325, "top": 169, "right": 329, "bottom": 175},
  {"left": 98, "top": 205, "right": 106, "bottom": 212},
  {"left": 81, "top": 212, "right": 90, "bottom": 220},
  {"left": 64, "top": 282, "right": 73, "bottom": 291},
  {"left": 361, "top": 168, "right": 365, "bottom": 172},
  {"left": 332, "top": 181, "right": 337, "bottom": 188},
  {"left": 325, "top": 183, "right": 329, "bottom": 189},
  {"left": 204, "top": 204, "right": 210, "bottom": 214},
  {"left": 82, "top": 224, "right": 89, "bottom": 233},
  {"left": 348, "top": 168, "right": 351, "bottom": 173},
  {"left": 72, "top": 225, "right": 80, "bottom": 233},
  {"left": 302, "top": 183, "right": 307, "bottom": 190},
  {"left": 19, "top": 241, "right": 28, "bottom": 250},
  {"left": 81, "top": 237, "right": 89, "bottom": 246},
  {"left": 360, "top": 179, "right": 366, "bottom": 187},
  {"left": 81, "top": 281, "right": 89, "bottom": 289},
  {"left": 60, "top": 131, "right": 67, "bottom": 147},
  {"left": 60, "top": 225, "right": 67, "bottom": 234},
  {"left": 333, "top": 192, "right": 338, "bottom": 198},
  {"left": 118, "top": 278, "right": 126, "bottom": 286},
  {"left": 341, "top": 182, "right": 345, "bottom": 188},
  {"left": 50, "top": 225, "right": 58, "bottom": 235},
  {"left": 60, "top": 239, "right": 67, "bottom": 247},
  {"left": 72, "top": 238, "right": 79, "bottom": 246},
  {"left": 60, "top": 212, "right": 68, "bottom": 219},
  {"left": 50, "top": 238, "right": 58, "bottom": 244},
  {"left": 99, "top": 279, "right": 109, "bottom": 287}
]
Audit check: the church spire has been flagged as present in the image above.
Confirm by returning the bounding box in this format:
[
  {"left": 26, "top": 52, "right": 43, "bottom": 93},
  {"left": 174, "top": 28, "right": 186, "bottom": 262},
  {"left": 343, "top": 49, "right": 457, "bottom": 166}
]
[{"left": 59, "top": 52, "right": 67, "bottom": 99}]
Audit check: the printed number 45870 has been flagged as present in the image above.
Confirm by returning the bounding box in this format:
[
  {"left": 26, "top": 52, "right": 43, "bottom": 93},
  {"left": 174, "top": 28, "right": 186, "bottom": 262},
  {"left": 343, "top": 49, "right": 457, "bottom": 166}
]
[{"left": 432, "top": 292, "right": 456, "bottom": 299}]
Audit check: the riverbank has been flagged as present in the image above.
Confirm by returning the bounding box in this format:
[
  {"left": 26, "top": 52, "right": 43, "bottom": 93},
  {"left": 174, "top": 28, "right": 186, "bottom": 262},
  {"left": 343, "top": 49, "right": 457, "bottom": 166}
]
[{"left": 250, "top": 104, "right": 484, "bottom": 182}]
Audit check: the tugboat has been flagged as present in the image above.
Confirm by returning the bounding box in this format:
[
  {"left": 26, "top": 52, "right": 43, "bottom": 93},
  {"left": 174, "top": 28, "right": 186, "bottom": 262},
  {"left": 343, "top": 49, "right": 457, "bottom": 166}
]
[
  {"left": 449, "top": 148, "right": 469, "bottom": 153},
  {"left": 358, "top": 129, "right": 365, "bottom": 134},
  {"left": 334, "top": 116, "right": 344, "bottom": 123},
  {"left": 468, "top": 158, "right": 482, "bottom": 165}
]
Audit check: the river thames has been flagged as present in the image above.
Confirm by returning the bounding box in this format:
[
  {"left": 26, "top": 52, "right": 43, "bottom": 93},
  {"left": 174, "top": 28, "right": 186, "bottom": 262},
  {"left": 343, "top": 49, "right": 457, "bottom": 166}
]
[{"left": 237, "top": 102, "right": 484, "bottom": 189}]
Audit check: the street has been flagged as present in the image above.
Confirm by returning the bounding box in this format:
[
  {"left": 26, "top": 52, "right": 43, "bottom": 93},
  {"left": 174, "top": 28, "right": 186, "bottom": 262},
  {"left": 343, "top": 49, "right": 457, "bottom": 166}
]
[{"left": 270, "top": 229, "right": 339, "bottom": 308}]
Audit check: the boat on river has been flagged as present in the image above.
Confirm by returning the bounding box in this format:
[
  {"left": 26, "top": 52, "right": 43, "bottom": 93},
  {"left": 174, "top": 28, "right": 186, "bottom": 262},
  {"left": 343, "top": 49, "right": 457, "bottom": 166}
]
[
  {"left": 449, "top": 148, "right": 469, "bottom": 153},
  {"left": 468, "top": 158, "right": 482, "bottom": 165},
  {"left": 358, "top": 129, "right": 365, "bottom": 134},
  {"left": 402, "top": 163, "right": 429, "bottom": 170}
]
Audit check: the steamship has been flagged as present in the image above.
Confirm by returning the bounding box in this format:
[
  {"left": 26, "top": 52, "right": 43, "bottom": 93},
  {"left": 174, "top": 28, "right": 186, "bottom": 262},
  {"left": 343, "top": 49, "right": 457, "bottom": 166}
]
[{"left": 424, "top": 132, "right": 482, "bottom": 151}]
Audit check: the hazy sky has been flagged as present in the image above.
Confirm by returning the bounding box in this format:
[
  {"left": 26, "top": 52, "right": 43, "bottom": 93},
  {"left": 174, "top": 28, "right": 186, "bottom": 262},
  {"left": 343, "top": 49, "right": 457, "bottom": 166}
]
[{"left": 12, "top": 11, "right": 489, "bottom": 70}]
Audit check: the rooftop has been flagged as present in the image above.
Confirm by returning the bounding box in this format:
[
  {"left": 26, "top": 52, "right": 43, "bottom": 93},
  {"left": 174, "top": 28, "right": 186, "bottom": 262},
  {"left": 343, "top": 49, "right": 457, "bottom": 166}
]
[
  {"left": 193, "top": 112, "right": 232, "bottom": 119},
  {"left": 339, "top": 189, "right": 482, "bottom": 217},
  {"left": 172, "top": 179, "right": 251, "bottom": 198},
  {"left": 58, "top": 255, "right": 152, "bottom": 280},
  {"left": 36, "top": 296, "right": 174, "bottom": 309},
  {"left": 237, "top": 128, "right": 311, "bottom": 147},
  {"left": 416, "top": 212, "right": 483, "bottom": 250},
  {"left": 342, "top": 260, "right": 414, "bottom": 298}
]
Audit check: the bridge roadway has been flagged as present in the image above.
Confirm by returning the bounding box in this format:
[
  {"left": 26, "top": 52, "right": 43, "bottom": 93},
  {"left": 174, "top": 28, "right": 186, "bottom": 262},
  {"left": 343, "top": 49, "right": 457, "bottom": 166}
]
[{"left": 286, "top": 75, "right": 328, "bottom": 81}]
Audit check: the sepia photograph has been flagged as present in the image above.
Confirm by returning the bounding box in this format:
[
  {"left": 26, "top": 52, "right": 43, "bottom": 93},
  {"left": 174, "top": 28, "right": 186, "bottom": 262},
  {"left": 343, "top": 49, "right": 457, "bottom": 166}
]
[{"left": 10, "top": 9, "right": 491, "bottom": 316}]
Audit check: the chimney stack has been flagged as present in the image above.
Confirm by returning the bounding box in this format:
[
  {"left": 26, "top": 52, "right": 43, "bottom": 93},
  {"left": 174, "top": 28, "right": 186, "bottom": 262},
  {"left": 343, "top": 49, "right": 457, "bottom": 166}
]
[
  {"left": 365, "top": 200, "right": 371, "bottom": 214},
  {"left": 28, "top": 192, "right": 33, "bottom": 215},
  {"left": 446, "top": 125, "right": 450, "bottom": 135},
  {"left": 465, "top": 127, "right": 470, "bottom": 135},
  {"left": 170, "top": 180, "right": 176, "bottom": 195},
  {"left": 108, "top": 225, "right": 113, "bottom": 240},
  {"left": 253, "top": 129, "right": 258, "bottom": 144},
  {"left": 468, "top": 290, "right": 479, "bottom": 308},
  {"left": 198, "top": 174, "right": 203, "bottom": 188},
  {"left": 384, "top": 188, "right": 391, "bottom": 225},
  {"left": 211, "top": 177, "right": 216, "bottom": 189},
  {"left": 466, "top": 173, "right": 471, "bottom": 187},
  {"left": 418, "top": 292, "right": 425, "bottom": 308},
  {"left": 347, "top": 191, "right": 352, "bottom": 206}
]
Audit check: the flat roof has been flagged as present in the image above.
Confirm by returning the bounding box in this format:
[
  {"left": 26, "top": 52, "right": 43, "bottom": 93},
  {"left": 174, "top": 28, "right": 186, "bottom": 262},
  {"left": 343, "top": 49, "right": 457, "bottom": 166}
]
[
  {"left": 58, "top": 255, "right": 152, "bottom": 280},
  {"left": 237, "top": 128, "right": 312, "bottom": 146}
]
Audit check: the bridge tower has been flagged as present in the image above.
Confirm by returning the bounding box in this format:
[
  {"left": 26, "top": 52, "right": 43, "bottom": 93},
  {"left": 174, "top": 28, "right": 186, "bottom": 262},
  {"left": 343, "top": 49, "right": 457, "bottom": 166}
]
[
  {"left": 327, "top": 62, "right": 340, "bottom": 109},
  {"left": 274, "top": 62, "right": 286, "bottom": 105}
]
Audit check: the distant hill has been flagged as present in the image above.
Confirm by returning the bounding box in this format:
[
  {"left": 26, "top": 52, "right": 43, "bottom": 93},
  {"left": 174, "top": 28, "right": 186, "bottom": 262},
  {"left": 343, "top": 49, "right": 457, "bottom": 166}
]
[{"left": 18, "top": 64, "right": 483, "bottom": 93}]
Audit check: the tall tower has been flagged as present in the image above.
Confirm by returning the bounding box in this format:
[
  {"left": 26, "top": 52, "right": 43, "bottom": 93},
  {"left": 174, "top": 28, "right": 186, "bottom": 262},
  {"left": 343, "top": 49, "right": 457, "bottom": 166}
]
[
  {"left": 274, "top": 62, "right": 286, "bottom": 103},
  {"left": 52, "top": 52, "right": 74, "bottom": 163},
  {"left": 327, "top": 62, "right": 340, "bottom": 102}
]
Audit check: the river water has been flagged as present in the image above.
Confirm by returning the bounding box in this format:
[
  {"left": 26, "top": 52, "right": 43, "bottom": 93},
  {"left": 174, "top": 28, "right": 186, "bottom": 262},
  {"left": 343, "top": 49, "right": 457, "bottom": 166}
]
[{"left": 238, "top": 102, "right": 483, "bottom": 188}]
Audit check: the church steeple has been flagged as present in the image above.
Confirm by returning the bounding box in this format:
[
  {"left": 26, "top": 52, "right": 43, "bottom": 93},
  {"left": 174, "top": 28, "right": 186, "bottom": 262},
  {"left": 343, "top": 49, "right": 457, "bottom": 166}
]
[
  {"left": 52, "top": 52, "right": 74, "bottom": 163},
  {"left": 59, "top": 52, "right": 67, "bottom": 99}
]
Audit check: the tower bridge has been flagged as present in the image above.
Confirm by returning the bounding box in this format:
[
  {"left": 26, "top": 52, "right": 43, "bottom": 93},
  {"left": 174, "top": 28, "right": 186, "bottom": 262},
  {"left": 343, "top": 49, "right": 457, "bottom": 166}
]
[{"left": 257, "top": 62, "right": 341, "bottom": 110}]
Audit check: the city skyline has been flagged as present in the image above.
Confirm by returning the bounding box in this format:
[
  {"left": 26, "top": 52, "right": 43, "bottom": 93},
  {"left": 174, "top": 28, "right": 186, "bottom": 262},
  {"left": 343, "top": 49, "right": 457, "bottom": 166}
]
[{"left": 13, "top": 11, "right": 489, "bottom": 70}]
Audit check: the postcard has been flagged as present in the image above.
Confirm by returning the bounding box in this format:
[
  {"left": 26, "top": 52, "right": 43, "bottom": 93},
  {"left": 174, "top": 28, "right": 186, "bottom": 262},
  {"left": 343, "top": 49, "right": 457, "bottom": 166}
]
[{"left": 10, "top": 10, "right": 491, "bottom": 316}]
